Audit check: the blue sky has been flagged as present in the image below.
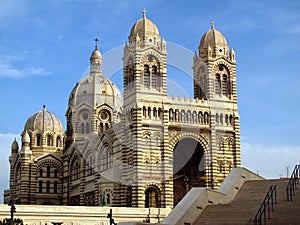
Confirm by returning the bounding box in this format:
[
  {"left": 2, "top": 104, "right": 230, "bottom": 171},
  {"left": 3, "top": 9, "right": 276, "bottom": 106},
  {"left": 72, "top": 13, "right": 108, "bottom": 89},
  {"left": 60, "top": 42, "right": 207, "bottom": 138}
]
[{"left": 0, "top": 0, "right": 300, "bottom": 203}]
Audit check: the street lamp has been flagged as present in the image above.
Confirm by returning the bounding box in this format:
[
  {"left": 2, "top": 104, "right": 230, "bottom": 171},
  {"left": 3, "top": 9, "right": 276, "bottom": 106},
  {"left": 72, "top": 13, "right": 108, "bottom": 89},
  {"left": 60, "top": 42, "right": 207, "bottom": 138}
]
[
  {"left": 9, "top": 193, "right": 16, "bottom": 225},
  {"left": 183, "top": 176, "right": 189, "bottom": 193}
]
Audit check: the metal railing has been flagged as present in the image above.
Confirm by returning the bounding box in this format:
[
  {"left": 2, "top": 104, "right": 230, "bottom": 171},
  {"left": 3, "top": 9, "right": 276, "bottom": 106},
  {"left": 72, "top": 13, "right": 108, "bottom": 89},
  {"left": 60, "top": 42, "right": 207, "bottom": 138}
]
[
  {"left": 253, "top": 185, "right": 277, "bottom": 225},
  {"left": 286, "top": 164, "right": 300, "bottom": 202}
]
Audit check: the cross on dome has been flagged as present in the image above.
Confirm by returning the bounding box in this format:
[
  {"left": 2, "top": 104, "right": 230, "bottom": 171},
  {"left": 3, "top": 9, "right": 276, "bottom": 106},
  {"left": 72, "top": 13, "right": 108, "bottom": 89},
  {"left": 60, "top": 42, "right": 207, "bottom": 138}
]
[
  {"left": 142, "top": 8, "right": 147, "bottom": 18},
  {"left": 94, "top": 37, "right": 99, "bottom": 49},
  {"left": 211, "top": 20, "right": 215, "bottom": 29}
]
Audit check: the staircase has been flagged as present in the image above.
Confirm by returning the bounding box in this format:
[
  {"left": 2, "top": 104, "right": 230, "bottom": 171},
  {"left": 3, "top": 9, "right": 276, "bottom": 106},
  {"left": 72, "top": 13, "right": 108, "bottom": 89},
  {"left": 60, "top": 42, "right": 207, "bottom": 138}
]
[{"left": 194, "top": 178, "right": 300, "bottom": 225}]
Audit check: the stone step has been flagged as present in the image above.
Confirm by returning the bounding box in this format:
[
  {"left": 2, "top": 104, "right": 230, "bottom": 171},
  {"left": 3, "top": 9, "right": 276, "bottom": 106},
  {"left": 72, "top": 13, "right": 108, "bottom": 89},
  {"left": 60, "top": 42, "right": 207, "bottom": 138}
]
[{"left": 194, "top": 178, "right": 300, "bottom": 225}]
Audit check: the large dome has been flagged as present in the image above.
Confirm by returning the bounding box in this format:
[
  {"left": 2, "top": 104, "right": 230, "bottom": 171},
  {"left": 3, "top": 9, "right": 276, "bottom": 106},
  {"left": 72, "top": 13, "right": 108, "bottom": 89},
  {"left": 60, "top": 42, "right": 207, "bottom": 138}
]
[
  {"left": 199, "top": 21, "right": 228, "bottom": 58},
  {"left": 24, "top": 106, "right": 63, "bottom": 133},
  {"left": 128, "top": 10, "right": 160, "bottom": 43},
  {"left": 68, "top": 74, "right": 123, "bottom": 110}
]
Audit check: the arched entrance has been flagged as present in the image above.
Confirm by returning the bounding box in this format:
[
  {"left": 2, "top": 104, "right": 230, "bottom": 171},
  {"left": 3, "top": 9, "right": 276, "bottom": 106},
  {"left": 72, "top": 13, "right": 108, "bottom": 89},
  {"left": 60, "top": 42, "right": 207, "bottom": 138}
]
[
  {"left": 173, "top": 138, "right": 206, "bottom": 206},
  {"left": 145, "top": 186, "right": 161, "bottom": 208}
]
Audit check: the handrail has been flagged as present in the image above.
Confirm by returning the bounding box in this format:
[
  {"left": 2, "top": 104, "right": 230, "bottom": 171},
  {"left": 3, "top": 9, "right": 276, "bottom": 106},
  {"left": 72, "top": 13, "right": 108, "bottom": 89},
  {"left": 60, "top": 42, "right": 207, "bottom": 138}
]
[
  {"left": 253, "top": 185, "right": 277, "bottom": 225},
  {"left": 286, "top": 164, "right": 300, "bottom": 202}
]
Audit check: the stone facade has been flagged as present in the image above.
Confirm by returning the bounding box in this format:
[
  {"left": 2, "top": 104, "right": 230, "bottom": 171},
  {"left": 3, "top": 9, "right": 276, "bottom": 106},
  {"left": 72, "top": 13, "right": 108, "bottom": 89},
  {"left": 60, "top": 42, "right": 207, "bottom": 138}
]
[{"left": 5, "top": 12, "right": 240, "bottom": 209}]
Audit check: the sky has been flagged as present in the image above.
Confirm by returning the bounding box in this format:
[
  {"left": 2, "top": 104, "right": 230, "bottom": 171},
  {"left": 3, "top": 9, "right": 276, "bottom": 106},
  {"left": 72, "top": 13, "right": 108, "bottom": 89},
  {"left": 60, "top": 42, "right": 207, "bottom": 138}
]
[{"left": 0, "top": 0, "right": 300, "bottom": 203}]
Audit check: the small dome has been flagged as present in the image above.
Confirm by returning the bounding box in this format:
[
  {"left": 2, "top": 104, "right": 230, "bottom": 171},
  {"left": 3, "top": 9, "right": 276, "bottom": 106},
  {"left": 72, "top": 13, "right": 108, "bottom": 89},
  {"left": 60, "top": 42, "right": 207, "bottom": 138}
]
[
  {"left": 128, "top": 10, "right": 160, "bottom": 43},
  {"left": 199, "top": 21, "right": 228, "bottom": 58},
  {"left": 11, "top": 138, "right": 19, "bottom": 152},
  {"left": 90, "top": 47, "right": 102, "bottom": 61},
  {"left": 24, "top": 106, "right": 64, "bottom": 133}
]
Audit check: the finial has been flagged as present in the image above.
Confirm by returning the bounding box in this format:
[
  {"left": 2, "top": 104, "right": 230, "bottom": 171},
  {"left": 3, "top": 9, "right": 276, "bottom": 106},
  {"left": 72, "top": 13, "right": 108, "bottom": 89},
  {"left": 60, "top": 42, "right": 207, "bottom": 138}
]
[
  {"left": 43, "top": 104, "right": 46, "bottom": 110},
  {"left": 211, "top": 20, "right": 215, "bottom": 29},
  {"left": 142, "top": 8, "right": 147, "bottom": 18},
  {"left": 94, "top": 37, "right": 99, "bottom": 50}
]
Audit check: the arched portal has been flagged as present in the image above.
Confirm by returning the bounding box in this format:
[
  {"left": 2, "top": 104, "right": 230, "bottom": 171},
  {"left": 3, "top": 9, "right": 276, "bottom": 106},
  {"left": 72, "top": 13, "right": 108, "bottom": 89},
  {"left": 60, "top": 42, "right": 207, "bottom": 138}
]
[
  {"left": 173, "top": 138, "right": 206, "bottom": 206},
  {"left": 145, "top": 186, "right": 161, "bottom": 208}
]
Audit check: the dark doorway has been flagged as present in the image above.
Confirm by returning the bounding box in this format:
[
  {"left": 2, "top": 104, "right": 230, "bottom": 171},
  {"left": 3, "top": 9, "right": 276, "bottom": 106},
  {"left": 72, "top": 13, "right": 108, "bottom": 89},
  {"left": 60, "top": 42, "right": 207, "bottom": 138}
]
[
  {"left": 173, "top": 138, "right": 206, "bottom": 206},
  {"left": 145, "top": 186, "right": 161, "bottom": 208}
]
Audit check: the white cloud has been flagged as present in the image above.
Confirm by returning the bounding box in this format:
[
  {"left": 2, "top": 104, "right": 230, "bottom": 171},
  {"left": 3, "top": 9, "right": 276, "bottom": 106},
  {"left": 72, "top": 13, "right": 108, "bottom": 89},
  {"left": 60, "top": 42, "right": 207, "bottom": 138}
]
[
  {"left": 241, "top": 142, "right": 300, "bottom": 179},
  {"left": 0, "top": 54, "right": 51, "bottom": 79},
  {"left": 0, "top": 133, "right": 20, "bottom": 203},
  {"left": 0, "top": 62, "right": 23, "bottom": 78},
  {"left": 25, "top": 67, "right": 51, "bottom": 76}
]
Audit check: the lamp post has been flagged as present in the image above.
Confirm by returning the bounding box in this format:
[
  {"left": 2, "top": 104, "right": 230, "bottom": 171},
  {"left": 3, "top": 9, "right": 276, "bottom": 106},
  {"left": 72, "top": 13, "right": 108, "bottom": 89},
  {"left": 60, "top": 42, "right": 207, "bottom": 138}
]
[
  {"left": 183, "top": 176, "right": 189, "bottom": 194},
  {"left": 9, "top": 193, "right": 16, "bottom": 225}
]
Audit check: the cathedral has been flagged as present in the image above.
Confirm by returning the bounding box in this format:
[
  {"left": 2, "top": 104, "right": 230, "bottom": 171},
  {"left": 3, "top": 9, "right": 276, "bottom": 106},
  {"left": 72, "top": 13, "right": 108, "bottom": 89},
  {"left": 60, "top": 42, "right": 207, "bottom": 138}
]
[{"left": 5, "top": 11, "right": 241, "bottom": 209}]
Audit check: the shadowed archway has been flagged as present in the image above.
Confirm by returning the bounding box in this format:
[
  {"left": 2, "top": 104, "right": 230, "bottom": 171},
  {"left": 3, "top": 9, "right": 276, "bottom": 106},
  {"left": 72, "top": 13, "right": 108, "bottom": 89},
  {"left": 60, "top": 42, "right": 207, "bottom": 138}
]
[
  {"left": 145, "top": 186, "right": 161, "bottom": 208},
  {"left": 173, "top": 138, "right": 206, "bottom": 206}
]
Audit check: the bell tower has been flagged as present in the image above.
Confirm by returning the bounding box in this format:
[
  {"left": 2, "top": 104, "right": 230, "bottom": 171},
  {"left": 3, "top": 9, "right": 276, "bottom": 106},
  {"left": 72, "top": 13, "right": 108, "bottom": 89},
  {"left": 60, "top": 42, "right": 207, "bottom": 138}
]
[
  {"left": 193, "top": 21, "right": 241, "bottom": 187},
  {"left": 121, "top": 10, "right": 171, "bottom": 208},
  {"left": 123, "top": 9, "right": 167, "bottom": 106}
]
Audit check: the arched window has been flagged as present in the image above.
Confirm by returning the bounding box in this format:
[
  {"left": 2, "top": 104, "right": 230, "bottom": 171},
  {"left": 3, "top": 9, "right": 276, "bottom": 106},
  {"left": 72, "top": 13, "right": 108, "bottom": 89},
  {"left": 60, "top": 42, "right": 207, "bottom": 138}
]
[
  {"left": 46, "top": 181, "right": 50, "bottom": 193},
  {"left": 71, "top": 157, "right": 81, "bottom": 180},
  {"left": 199, "top": 73, "right": 207, "bottom": 99},
  {"left": 39, "top": 169, "right": 43, "bottom": 177},
  {"left": 56, "top": 136, "right": 61, "bottom": 148},
  {"left": 187, "top": 110, "right": 191, "bottom": 123},
  {"left": 169, "top": 109, "right": 174, "bottom": 121},
  {"left": 222, "top": 75, "right": 227, "bottom": 96},
  {"left": 128, "top": 66, "right": 135, "bottom": 91},
  {"left": 153, "top": 107, "right": 157, "bottom": 118},
  {"left": 54, "top": 181, "right": 58, "bottom": 194},
  {"left": 204, "top": 112, "right": 209, "bottom": 124},
  {"left": 144, "top": 65, "right": 150, "bottom": 88},
  {"left": 39, "top": 181, "right": 43, "bottom": 193},
  {"left": 180, "top": 110, "right": 185, "bottom": 122},
  {"left": 86, "top": 122, "right": 90, "bottom": 133},
  {"left": 47, "top": 166, "right": 51, "bottom": 177},
  {"left": 227, "top": 81, "right": 232, "bottom": 98},
  {"left": 81, "top": 123, "right": 84, "bottom": 134},
  {"left": 220, "top": 114, "right": 223, "bottom": 124},
  {"left": 215, "top": 64, "right": 231, "bottom": 98},
  {"left": 47, "top": 135, "right": 53, "bottom": 146},
  {"left": 175, "top": 109, "right": 179, "bottom": 121},
  {"left": 192, "top": 111, "right": 197, "bottom": 123},
  {"left": 107, "top": 193, "right": 111, "bottom": 204},
  {"left": 151, "top": 65, "right": 157, "bottom": 89},
  {"left": 148, "top": 107, "right": 151, "bottom": 118},
  {"left": 36, "top": 134, "right": 41, "bottom": 146},
  {"left": 215, "top": 74, "right": 221, "bottom": 96},
  {"left": 100, "top": 145, "right": 112, "bottom": 171},
  {"left": 87, "top": 154, "right": 94, "bottom": 176},
  {"left": 198, "top": 111, "right": 203, "bottom": 124},
  {"left": 158, "top": 108, "right": 162, "bottom": 119}
]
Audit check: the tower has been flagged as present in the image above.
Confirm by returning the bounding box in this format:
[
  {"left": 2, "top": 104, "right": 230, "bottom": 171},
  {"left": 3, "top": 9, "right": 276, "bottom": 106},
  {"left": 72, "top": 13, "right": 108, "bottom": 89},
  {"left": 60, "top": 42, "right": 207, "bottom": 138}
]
[
  {"left": 121, "top": 10, "right": 171, "bottom": 208},
  {"left": 193, "top": 21, "right": 241, "bottom": 187}
]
